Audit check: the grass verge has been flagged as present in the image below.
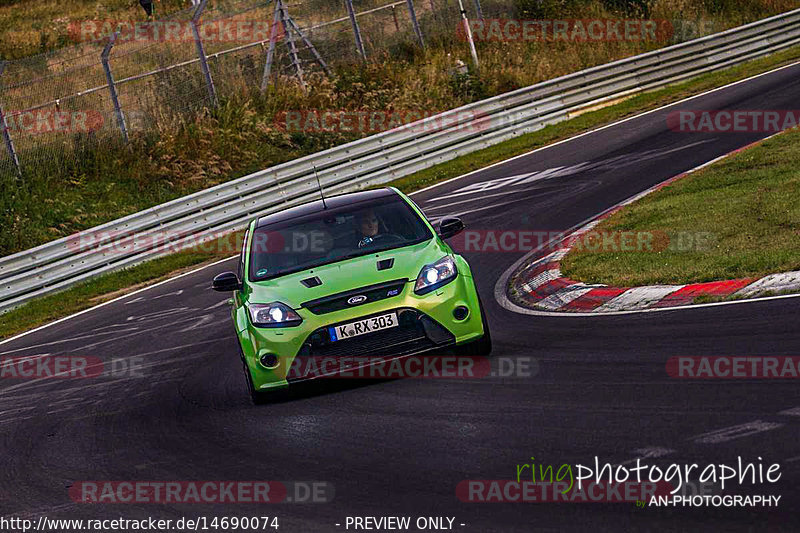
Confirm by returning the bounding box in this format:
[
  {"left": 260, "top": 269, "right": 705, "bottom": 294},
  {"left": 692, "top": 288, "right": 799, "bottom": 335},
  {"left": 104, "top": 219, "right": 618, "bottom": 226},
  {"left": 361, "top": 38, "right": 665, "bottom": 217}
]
[
  {"left": 3, "top": 46, "right": 800, "bottom": 340},
  {"left": 560, "top": 127, "right": 800, "bottom": 287}
]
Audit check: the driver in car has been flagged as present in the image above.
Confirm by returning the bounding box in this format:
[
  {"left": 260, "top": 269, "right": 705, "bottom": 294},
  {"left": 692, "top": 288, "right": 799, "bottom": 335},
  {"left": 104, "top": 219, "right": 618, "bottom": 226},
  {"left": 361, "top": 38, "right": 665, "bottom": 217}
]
[{"left": 356, "top": 209, "right": 380, "bottom": 248}]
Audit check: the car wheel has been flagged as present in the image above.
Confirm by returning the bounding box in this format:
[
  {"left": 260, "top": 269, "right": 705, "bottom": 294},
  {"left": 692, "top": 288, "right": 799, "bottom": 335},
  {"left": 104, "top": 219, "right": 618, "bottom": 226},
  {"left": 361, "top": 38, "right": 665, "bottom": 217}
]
[
  {"left": 242, "top": 357, "right": 270, "bottom": 405},
  {"left": 457, "top": 293, "right": 492, "bottom": 356}
]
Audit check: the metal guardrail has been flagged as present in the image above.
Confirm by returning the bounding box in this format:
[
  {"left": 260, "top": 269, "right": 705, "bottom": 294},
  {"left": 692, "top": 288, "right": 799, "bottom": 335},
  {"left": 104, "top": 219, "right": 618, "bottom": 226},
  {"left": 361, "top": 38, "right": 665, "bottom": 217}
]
[{"left": 2, "top": 8, "right": 800, "bottom": 313}]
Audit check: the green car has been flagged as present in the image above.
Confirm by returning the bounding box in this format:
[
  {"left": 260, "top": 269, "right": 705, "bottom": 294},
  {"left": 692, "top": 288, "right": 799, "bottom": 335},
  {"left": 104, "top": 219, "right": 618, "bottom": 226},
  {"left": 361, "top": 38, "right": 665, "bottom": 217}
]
[{"left": 213, "top": 187, "right": 491, "bottom": 403}]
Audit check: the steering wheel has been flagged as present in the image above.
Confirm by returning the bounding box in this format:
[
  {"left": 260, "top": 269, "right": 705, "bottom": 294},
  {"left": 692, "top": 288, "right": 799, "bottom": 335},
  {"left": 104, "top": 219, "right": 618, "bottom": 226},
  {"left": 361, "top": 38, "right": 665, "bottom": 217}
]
[{"left": 361, "top": 233, "right": 403, "bottom": 248}]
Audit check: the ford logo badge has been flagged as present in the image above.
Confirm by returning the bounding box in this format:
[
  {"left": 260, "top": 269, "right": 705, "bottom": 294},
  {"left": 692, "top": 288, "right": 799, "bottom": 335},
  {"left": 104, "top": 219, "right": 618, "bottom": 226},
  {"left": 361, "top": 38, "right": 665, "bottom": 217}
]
[{"left": 347, "top": 295, "right": 367, "bottom": 305}]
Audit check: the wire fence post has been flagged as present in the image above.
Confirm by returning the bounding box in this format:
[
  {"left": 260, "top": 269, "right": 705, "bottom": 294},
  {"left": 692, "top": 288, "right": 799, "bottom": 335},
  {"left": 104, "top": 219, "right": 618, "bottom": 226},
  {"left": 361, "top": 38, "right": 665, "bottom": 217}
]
[
  {"left": 0, "top": 62, "right": 21, "bottom": 177},
  {"left": 458, "top": 0, "right": 479, "bottom": 70},
  {"left": 280, "top": 0, "right": 305, "bottom": 89},
  {"left": 285, "top": 16, "right": 331, "bottom": 76},
  {"left": 191, "top": 0, "right": 218, "bottom": 107},
  {"left": 101, "top": 33, "right": 129, "bottom": 143},
  {"left": 405, "top": 0, "right": 425, "bottom": 48},
  {"left": 472, "top": 0, "right": 484, "bottom": 20},
  {"left": 260, "top": 0, "right": 283, "bottom": 91},
  {"left": 345, "top": 0, "right": 367, "bottom": 61},
  {"left": 391, "top": 5, "right": 400, "bottom": 32}
]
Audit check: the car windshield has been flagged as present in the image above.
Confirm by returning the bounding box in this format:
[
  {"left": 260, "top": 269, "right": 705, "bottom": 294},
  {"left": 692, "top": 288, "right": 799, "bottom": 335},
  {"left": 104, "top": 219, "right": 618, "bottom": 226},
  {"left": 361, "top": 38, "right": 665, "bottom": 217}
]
[{"left": 248, "top": 195, "right": 432, "bottom": 281}]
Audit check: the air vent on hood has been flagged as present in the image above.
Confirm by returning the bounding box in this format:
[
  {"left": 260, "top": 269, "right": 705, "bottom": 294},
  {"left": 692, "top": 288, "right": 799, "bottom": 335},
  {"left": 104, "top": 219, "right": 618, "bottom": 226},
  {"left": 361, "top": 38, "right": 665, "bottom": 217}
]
[
  {"left": 377, "top": 258, "right": 394, "bottom": 271},
  {"left": 301, "top": 276, "right": 322, "bottom": 288}
]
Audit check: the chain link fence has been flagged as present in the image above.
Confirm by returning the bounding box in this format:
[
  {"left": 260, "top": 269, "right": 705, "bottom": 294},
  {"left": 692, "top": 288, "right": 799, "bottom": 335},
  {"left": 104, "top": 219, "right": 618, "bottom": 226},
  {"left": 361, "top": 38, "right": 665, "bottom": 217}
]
[{"left": 0, "top": 0, "right": 725, "bottom": 179}]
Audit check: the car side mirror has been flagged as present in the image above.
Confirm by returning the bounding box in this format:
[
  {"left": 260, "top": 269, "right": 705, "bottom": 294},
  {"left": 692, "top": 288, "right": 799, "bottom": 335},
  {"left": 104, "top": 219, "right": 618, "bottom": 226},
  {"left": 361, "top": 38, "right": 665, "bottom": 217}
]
[
  {"left": 212, "top": 271, "right": 241, "bottom": 292},
  {"left": 438, "top": 216, "right": 465, "bottom": 239}
]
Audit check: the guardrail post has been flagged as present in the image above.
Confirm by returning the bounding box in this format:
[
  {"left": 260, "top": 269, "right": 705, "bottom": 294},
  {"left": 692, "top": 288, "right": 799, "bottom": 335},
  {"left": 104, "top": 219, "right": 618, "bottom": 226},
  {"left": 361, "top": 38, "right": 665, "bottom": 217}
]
[
  {"left": 405, "top": 0, "right": 425, "bottom": 48},
  {"left": 345, "top": 0, "right": 367, "bottom": 61},
  {"left": 101, "top": 33, "right": 129, "bottom": 143},
  {"left": 260, "top": 0, "right": 283, "bottom": 91},
  {"left": 280, "top": 0, "right": 305, "bottom": 89},
  {"left": 191, "top": 0, "right": 219, "bottom": 107},
  {"left": 0, "top": 62, "right": 21, "bottom": 177}
]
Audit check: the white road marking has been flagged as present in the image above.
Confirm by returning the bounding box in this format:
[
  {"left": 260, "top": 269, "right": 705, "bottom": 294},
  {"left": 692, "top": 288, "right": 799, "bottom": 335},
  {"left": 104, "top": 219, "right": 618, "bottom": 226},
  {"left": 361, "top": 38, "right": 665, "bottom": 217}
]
[
  {"left": 778, "top": 407, "right": 800, "bottom": 416},
  {"left": 426, "top": 140, "right": 714, "bottom": 204},
  {"left": 690, "top": 421, "right": 784, "bottom": 444},
  {"left": 153, "top": 289, "right": 184, "bottom": 300},
  {"left": 204, "top": 299, "right": 231, "bottom": 311},
  {"left": 177, "top": 314, "right": 217, "bottom": 333}
]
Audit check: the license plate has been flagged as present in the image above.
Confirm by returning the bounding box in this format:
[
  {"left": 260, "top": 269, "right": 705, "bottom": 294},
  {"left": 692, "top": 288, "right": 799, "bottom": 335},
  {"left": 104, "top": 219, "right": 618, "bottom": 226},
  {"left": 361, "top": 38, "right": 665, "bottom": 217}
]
[{"left": 328, "top": 312, "right": 398, "bottom": 342}]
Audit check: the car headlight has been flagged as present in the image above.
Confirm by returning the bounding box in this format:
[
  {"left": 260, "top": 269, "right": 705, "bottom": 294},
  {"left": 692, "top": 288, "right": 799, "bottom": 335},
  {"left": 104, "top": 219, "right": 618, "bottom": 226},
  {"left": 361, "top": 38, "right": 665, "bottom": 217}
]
[
  {"left": 414, "top": 256, "right": 458, "bottom": 295},
  {"left": 247, "top": 302, "right": 303, "bottom": 327}
]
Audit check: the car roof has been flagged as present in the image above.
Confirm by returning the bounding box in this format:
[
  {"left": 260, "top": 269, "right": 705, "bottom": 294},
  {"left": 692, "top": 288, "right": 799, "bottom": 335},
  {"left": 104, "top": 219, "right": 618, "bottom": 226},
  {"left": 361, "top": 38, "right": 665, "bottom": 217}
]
[{"left": 255, "top": 187, "right": 399, "bottom": 229}]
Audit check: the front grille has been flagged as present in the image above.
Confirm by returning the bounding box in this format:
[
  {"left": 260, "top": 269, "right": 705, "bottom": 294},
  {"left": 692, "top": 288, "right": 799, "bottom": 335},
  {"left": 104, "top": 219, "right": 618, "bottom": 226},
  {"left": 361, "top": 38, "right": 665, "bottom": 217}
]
[
  {"left": 301, "top": 279, "right": 408, "bottom": 315},
  {"left": 296, "top": 308, "right": 455, "bottom": 359}
]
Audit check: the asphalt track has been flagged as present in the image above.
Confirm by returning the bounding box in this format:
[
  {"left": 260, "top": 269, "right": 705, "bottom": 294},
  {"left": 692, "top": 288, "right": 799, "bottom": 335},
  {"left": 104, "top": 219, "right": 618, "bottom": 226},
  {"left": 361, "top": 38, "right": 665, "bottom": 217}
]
[{"left": 2, "top": 62, "right": 800, "bottom": 532}]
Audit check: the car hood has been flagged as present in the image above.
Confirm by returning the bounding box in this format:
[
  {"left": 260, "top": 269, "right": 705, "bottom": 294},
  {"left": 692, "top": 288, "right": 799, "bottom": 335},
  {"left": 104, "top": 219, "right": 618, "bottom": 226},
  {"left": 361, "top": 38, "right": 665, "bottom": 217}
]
[{"left": 245, "top": 238, "right": 449, "bottom": 309}]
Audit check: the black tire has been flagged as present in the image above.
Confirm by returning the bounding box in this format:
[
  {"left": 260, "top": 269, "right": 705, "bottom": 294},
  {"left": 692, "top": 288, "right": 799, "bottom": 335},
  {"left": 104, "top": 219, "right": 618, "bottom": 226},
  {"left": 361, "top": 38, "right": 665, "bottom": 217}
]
[
  {"left": 457, "top": 292, "right": 492, "bottom": 356},
  {"left": 242, "top": 357, "right": 270, "bottom": 405}
]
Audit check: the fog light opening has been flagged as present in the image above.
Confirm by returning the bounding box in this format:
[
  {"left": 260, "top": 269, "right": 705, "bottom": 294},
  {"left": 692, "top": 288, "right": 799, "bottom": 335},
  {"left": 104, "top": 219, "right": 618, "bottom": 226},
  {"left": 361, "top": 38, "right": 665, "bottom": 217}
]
[
  {"left": 453, "top": 306, "right": 469, "bottom": 321},
  {"left": 260, "top": 353, "right": 279, "bottom": 368}
]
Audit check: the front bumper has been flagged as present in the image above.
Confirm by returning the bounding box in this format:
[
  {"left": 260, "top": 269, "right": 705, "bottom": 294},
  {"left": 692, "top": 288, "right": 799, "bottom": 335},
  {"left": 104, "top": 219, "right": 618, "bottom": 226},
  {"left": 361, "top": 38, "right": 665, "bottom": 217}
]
[{"left": 237, "top": 271, "right": 484, "bottom": 391}]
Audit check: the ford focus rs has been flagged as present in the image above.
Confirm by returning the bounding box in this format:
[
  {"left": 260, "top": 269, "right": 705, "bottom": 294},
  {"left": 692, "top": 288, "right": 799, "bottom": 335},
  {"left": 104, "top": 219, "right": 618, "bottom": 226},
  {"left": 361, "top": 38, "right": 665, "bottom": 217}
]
[{"left": 213, "top": 187, "right": 490, "bottom": 403}]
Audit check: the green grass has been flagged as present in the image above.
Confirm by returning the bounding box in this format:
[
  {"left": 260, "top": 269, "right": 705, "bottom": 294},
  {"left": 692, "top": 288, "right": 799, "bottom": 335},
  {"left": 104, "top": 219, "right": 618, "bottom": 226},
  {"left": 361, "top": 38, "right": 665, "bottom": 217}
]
[
  {"left": 3, "top": 45, "right": 800, "bottom": 340},
  {"left": 560, "top": 127, "right": 800, "bottom": 287}
]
